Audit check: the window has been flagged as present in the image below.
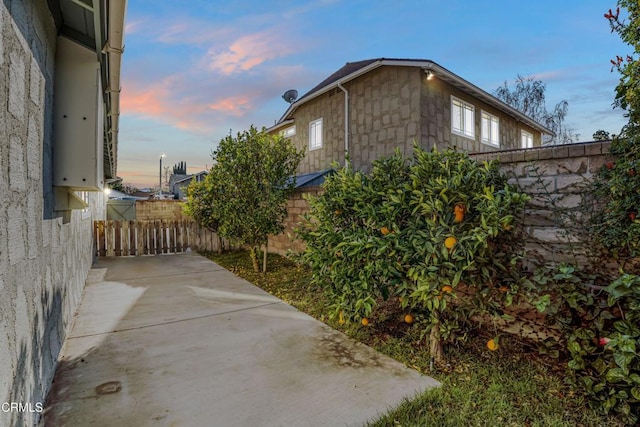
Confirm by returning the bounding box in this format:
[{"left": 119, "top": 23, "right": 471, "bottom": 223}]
[
  {"left": 521, "top": 130, "right": 534, "bottom": 148},
  {"left": 281, "top": 126, "right": 296, "bottom": 138},
  {"left": 309, "top": 118, "right": 323, "bottom": 150},
  {"left": 481, "top": 111, "right": 500, "bottom": 146},
  {"left": 451, "top": 97, "right": 475, "bottom": 138}
]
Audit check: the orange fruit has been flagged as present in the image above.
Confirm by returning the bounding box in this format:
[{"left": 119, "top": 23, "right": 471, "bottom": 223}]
[
  {"left": 487, "top": 339, "right": 499, "bottom": 351},
  {"left": 444, "top": 236, "right": 457, "bottom": 249},
  {"left": 380, "top": 227, "right": 390, "bottom": 235},
  {"left": 361, "top": 318, "right": 370, "bottom": 326},
  {"left": 404, "top": 314, "right": 414, "bottom": 324},
  {"left": 454, "top": 211, "right": 464, "bottom": 223},
  {"left": 442, "top": 285, "right": 453, "bottom": 293},
  {"left": 498, "top": 286, "right": 509, "bottom": 293}
]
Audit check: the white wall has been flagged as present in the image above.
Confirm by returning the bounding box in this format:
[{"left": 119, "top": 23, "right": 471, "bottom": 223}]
[{"left": 0, "top": 2, "right": 105, "bottom": 425}]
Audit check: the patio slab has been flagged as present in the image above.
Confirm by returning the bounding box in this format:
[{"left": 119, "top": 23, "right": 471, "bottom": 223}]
[{"left": 43, "top": 252, "right": 439, "bottom": 426}]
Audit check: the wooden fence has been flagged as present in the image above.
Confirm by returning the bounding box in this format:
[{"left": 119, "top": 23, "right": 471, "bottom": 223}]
[{"left": 93, "top": 220, "right": 233, "bottom": 257}]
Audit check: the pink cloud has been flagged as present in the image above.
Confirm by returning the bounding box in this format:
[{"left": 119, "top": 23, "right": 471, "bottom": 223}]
[
  {"left": 208, "top": 30, "right": 295, "bottom": 75},
  {"left": 208, "top": 96, "right": 253, "bottom": 117}
]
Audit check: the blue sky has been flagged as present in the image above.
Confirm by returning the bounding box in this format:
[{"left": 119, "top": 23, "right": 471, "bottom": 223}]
[{"left": 119, "top": 0, "right": 630, "bottom": 188}]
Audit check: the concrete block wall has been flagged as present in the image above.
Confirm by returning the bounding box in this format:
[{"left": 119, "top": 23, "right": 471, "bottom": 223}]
[
  {"left": 268, "top": 187, "right": 323, "bottom": 256},
  {"left": 271, "top": 142, "right": 614, "bottom": 270},
  {"left": 135, "top": 200, "right": 185, "bottom": 221},
  {"left": 0, "top": 3, "right": 105, "bottom": 426},
  {"left": 471, "top": 141, "right": 613, "bottom": 267}
]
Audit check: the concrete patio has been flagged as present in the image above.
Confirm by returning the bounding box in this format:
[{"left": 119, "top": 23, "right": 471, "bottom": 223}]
[{"left": 43, "top": 252, "right": 438, "bottom": 426}]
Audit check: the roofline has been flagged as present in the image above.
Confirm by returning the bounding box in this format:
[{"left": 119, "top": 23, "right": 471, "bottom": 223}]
[
  {"left": 277, "top": 59, "right": 554, "bottom": 136},
  {"left": 265, "top": 118, "right": 295, "bottom": 134},
  {"left": 174, "top": 171, "right": 208, "bottom": 184}
]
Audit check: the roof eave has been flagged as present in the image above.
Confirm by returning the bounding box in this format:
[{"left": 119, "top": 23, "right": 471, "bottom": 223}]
[{"left": 276, "top": 59, "right": 553, "bottom": 136}]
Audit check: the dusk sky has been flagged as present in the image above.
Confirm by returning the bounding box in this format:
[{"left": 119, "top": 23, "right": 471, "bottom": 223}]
[{"left": 118, "top": 0, "right": 631, "bottom": 188}]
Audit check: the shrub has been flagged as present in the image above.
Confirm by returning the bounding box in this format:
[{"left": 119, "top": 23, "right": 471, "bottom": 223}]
[
  {"left": 296, "top": 147, "right": 529, "bottom": 362},
  {"left": 533, "top": 266, "right": 640, "bottom": 424}
]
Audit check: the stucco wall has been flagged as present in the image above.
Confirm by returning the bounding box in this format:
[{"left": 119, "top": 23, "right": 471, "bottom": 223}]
[{"left": 0, "top": 2, "right": 104, "bottom": 426}]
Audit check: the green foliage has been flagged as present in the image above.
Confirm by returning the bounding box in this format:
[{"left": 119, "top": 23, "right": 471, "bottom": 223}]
[
  {"left": 184, "top": 125, "right": 304, "bottom": 271},
  {"left": 594, "top": 129, "right": 612, "bottom": 141},
  {"left": 591, "top": 134, "right": 640, "bottom": 263},
  {"left": 532, "top": 266, "right": 640, "bottom": 424},
  {"left": 296, "top": 147, "right": 529, "bottom": 360},
  {"left": 606, "top": 1, "right": 640, "bottom": 126}
]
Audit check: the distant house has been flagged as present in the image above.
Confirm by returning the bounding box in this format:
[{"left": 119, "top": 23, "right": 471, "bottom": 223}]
[
  {"left": 171, "top": 171, "right": 208, "bottom": 199},
  {"left": 268, "top": 58, "right": 553, "bottom": 175},
  {"left": 0, "top": 1, "right": 126, "bottom": 426}
]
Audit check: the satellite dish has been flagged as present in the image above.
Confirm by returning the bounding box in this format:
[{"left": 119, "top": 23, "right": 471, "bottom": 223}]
[{"left": 282, "top": 89, "right": 298, "bottom": 104}]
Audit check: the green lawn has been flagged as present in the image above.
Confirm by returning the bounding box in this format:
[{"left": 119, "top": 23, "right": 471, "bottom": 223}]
[{"left": 205, "top": 250, "right": 624, "bottom": 427}]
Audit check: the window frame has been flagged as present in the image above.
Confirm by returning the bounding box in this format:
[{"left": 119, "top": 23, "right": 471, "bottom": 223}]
[
  {"left": 281, "top": 126, "right": 296, "bottom": 139},
  {"left": 451, "top": 96, "right": 475, "bottom": 139},
  {"left": 481, "top": 111, "right": 500, "bottom": 147},
  {"left": 521, "top": 130, "right": 534, "bottom": 149},
  {"left": 309, "top": 118, "right": 323, "bottom": 151}
]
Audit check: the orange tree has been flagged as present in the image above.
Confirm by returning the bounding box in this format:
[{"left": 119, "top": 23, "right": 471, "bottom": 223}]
[
  {"left": 185, "top": 126, "right": 304, "bottom": 271},
  {"left": 296, "top": 147, "right": 529, "bottom": 363}
]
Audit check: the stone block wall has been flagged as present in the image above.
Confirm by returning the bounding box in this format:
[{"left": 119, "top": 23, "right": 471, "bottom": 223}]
[
  {"left": 268, "top": 187, "right": 322, "bottom": 256},
  {"left": 135, "top": 200, "right": 185, "bottom": 221},
  {"left": 471, "top": 141, "right": 613, "bottom": 267},
  {"left": 0, "top": 3, "right": 107, "bottom": 426}
]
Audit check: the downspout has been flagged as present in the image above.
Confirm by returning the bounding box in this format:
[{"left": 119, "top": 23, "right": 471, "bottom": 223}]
[{"left": 337, "top": 82, "right": 349, "bottom": 168}]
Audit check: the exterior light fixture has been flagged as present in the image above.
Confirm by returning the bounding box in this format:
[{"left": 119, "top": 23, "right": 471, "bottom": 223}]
[{"left": 424, "top": 70, "right": 434, "bottom": 80}]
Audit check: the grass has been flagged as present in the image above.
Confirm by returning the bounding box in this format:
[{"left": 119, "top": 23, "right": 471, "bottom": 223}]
[{"left": 205, "top": 250, "right": 624, "bottom": 427}]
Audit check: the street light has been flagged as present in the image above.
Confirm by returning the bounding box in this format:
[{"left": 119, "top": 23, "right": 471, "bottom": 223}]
[{"left": 159, "top": 153, "right": 166, "bottom": 195}]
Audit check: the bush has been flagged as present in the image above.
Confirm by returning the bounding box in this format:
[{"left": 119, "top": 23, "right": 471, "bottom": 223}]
[
  {"left": 296, "top": 147, "right": 529, "bottom": 362},
  {"left": 532, "top": 266, "right": 640, "bottom": 424}
]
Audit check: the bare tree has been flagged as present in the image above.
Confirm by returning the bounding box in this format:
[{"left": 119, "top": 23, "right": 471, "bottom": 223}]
[{"left": 494, "top": 75, "right": 579, "bottom": 144}]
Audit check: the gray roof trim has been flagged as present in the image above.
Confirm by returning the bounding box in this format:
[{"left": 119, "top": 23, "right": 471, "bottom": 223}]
[
  {"left": 265, "top": 119, "right": 295, "bottom": 134},
  {"left": 277, "top": 58, "right": 554, "bottom": 136},
  {"left": 175, "top": 171, "right": 208, "bottom": 185}
]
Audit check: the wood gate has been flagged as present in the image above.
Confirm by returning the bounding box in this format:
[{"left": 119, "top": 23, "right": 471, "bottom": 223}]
[{"left": 93, "top": 220, "right": 231, "bottom": 256}]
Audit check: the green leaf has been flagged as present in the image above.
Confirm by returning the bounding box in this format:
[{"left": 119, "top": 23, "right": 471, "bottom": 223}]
[
  {"left": 606, "top": 367, "right": 627, "bottom": 383},
  {"left": 567, "top": 341, "right": 582, "bottom": 355}
]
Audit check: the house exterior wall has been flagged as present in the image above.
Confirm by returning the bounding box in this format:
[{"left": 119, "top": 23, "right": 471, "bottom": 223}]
[
  {"left": 347, "top": 66, "right": 422, "bottom": 171},
  {"left": 283, "top": 86, "right": 346, "bottom": 174},
  {"left": 421, "top": 77, "right": 542, "bottom": 152},
  {"left": 281, "top": 65, "right": 542, "bottom": 175},
  {"left": 0, "top": 2, "right": 105, "bottom": 425}
]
